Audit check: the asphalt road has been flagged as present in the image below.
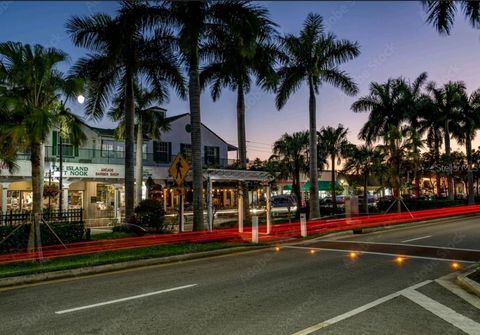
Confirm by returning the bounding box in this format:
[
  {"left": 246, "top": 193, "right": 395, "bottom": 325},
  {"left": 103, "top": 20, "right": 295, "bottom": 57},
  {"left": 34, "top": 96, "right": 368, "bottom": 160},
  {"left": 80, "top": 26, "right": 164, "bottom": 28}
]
[{"left": 1, "top": 215, "right": 480, "bottom": 335}]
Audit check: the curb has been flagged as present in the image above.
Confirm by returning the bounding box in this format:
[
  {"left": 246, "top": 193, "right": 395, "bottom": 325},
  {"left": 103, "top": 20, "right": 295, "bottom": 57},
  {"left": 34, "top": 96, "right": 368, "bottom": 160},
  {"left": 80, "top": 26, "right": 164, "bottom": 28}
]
[
  {"left": 0, "top": 245, "right": 268, "bottom": 289},
  {"left": 457, "top": 265, "right": 480, "bottom": 298}
]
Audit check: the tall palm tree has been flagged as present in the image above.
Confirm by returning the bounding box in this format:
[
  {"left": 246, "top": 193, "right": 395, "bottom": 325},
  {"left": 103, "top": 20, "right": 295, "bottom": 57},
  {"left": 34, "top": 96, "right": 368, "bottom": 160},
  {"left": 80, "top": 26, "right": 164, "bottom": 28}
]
[
  {"left": 276, "top": 13, "right": 359, "bottom": 219},
  {"left": 343, "top": 145, "right": 384, "bottom": 214},
  {"left": 66, "top": 2, "right": 185, "bottom": 221},
  {"left": 426, "top": 81, "right": 465, "bottom": 200},
  {"left": 318, "top": 124, "right": 350, "bottom": 210},
  {"left": 419, "top": 97, "right": 444, "bottom": 197},
  {"left": 200, "top": 3, "right": 280, "bottom": 225},
  {"left": 0, "top": 42, "right": 86, "bottom": 249},
  {"left": 352, "top": 79, "right": 406, "bottom": 212},
  {"left": 109, "top": 84, "right": 171, "bottom": 206},
  {"left": 424, "top": 1, "right": 480, "bottom": 35},
  {"left": 143, "top": 1, "right": 264, "bottom": 230},
  {"left": 399, "top": 72, "right": 428, "bottom": 197},
  {"left": 271, "top": 131, "right": 309, "bottom": 213},
  {"left": 451, "top": 87, "right": 480, "bottom": 204}
]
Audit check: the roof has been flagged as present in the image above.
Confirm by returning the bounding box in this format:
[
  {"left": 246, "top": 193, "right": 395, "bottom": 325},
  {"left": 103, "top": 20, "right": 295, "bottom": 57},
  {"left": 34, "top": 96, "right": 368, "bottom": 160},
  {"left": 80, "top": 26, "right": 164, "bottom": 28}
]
[
  {"left": 90, "top": 127, "right": 116, "bottom": 137},
  {"left": 165, "top": 113, "right": 238, "bottom": 151}
]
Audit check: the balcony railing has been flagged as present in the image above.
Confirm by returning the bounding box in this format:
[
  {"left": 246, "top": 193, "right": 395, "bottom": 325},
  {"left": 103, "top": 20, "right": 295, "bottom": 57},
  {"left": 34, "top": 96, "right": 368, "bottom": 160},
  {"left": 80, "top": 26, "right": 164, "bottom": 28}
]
[{"left": 17, "top": 146, "right": 238, "bottom": 169}]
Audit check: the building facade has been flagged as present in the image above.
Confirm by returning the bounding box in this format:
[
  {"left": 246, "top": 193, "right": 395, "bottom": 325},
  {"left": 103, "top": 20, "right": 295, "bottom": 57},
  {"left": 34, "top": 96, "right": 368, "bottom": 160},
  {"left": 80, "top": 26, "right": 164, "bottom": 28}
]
[{"left": 0, "top": 113, "right": 237, "bottom": 226}]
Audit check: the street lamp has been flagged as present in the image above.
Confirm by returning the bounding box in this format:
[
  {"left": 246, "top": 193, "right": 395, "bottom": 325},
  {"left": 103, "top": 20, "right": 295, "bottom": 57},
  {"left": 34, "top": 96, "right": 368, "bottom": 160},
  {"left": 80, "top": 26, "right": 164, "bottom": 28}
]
[{"left": 59, "top": 95, "right": 84, "bottom": 213}]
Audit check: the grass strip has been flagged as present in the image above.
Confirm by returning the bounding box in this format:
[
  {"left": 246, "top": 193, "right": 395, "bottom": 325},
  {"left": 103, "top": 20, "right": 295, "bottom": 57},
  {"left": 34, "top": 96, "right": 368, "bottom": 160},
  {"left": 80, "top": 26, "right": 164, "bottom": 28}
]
[{"left": 0, "top": 242, "right": 252, "bottom": 279}]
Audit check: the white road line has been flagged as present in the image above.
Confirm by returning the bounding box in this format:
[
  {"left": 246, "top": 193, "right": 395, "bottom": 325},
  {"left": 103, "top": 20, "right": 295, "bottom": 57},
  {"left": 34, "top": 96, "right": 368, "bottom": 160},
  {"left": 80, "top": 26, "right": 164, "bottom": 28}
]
[
  {"left": 282, "top": 245, "right": 475, "bottom": 263},
  {"left": 290, "top": 280, "right": 432, "bottom": 335},
  {"left": 55, "top": 284, "right": 197, "bottom": 315},
  {"left": 321, "top": 240, "right": 480, "bottom": 252},
  {"left": 402, "top": 289, "right": 480, "bottom": 335},
  {"left": 435, "top": 278, "right": 480, "bottom": 309},
  {"left": 401, "top": 235, "right": 432, "bottom": 243}
]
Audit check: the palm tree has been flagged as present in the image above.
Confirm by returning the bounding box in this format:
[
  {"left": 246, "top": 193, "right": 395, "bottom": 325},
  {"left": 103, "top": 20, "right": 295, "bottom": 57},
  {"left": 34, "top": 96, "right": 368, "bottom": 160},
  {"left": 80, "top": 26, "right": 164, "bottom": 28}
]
[
  {"left": 200, "top": 3, "right": 280, "bottom": 226},
  {"left": 318, "top": 124, "right": 350, "bottom": 210},
  {"left": 425, "top": 81, "right": 465, "bottom": 200},
  {"left": 399, "top": 72, "right": 428, "bottom": 197},
  {"left": 419, "top": 98, "right": 444, "bottom": 197},
  {"left": 0, "top": 42, "right": 86, "bottom": 249},
  {"left": 343, "top": 145, "right": 383, "bottom": 214},
  {"left": 143, "top": 1, "right": 265, "bottom": 230},
  {"left": 66, "top": 2, "right": 185, "bottom": 221},
  {"left": 424, "top": 1, "right": 480, "bottom": 35},
  {"left": 451, "top": 88, "right": 480, "bottom": 204},
  {"left": 352, "top": 79, "right": 406, "bottom": 212},
  {"left": 271, "top": 131, "right": 309, "bottom": 213},
  {"left": 275, "top": 13, "right": 359, "bottom": 219},
  {"left": 108, "top": 84, "right": 171, "bottom": 206}
]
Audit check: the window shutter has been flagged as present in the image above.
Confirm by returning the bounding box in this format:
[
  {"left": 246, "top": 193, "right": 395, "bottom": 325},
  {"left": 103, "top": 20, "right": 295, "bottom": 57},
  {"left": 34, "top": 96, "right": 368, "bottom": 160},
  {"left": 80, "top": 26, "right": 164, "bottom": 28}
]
[
  {"left": 74, "top": 145, "right": 79, "bottom": 157},
  {"left": 167, "top": 142, "right": 172, "bottom": 162},
  {"left": 153, "top": 141, "right": 159, "bottom": 162},
  {"left": 52, "top": 131, "right": 58, "bottom": 156}
]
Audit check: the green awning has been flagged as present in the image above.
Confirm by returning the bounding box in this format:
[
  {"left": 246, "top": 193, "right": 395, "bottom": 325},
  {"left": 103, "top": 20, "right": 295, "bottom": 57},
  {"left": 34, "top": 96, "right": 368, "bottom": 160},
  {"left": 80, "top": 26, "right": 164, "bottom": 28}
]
[
  {"left": 303, "top": 180, "right": 343, "bottom": 192},
  {"left": 283, "top": 184, "right": 293, "bottom": 191}
]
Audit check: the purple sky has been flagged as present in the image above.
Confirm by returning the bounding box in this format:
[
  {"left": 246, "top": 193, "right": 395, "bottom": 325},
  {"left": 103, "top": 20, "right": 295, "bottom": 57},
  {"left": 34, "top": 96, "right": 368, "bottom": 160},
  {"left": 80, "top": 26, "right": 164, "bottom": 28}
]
[{"left": 1, "top": 1, "right": 480, "bottom": 160}]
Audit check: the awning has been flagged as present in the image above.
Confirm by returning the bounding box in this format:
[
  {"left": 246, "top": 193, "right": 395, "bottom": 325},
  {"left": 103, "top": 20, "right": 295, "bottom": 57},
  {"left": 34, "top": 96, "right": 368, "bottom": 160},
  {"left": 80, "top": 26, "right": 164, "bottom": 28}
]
[
  {"left": 303, "top": 180, "right": 344, "bottom": 192},
  {"left": 283, "top": 184, "right": 293, "bottom": 191}
]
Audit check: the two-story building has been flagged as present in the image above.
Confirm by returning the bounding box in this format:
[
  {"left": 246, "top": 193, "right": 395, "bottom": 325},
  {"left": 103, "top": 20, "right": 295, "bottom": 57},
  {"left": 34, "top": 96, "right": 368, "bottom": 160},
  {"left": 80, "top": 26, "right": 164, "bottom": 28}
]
[{"left": 0, "top": 112, "right": 238, "bottom": 226}]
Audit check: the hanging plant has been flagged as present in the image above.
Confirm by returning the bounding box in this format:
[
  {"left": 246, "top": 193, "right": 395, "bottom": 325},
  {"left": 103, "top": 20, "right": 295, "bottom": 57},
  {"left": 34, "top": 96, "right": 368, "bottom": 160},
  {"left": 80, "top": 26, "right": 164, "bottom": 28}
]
[{"left": 43, "top": 184, "right": 60, "bottom": 198}]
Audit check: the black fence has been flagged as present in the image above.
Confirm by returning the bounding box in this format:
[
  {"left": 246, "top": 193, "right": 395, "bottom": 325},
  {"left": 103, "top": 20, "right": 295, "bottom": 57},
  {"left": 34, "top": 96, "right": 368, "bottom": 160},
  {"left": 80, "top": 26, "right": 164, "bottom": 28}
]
[
  {"left": 0, "top": 209, "right": 85, "bottom": 253},
  {"left": 1, "top": 209, "right": 83, "bottom": 226}
]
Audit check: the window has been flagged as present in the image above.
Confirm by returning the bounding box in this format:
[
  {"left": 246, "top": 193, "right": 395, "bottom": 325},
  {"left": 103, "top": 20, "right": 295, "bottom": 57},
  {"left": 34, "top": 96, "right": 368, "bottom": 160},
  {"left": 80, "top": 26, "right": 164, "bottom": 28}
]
[
  {"left": 180, "top": 143, "right": 192, "bottom": 162},
  {"left": 153, "top": 141, "right": 171, "bottom": 163},
  {"left": 101, "top": 140, "right": 124, "bottom": 159},
  {"left": 101, "top": 140, "right": 114, "bottom": 158},
  {"left": 52, "top": 131, "right": 76, "bottom": 157},
  {"left": 204, "top": 146, "right": 220, "bottom": 166}
]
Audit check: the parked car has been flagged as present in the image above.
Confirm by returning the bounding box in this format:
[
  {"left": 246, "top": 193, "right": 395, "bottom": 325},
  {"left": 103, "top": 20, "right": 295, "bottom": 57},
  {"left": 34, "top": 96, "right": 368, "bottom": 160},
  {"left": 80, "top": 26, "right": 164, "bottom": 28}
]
[{"left": 271, "top": 195, "right": 297, "bottom": 216}]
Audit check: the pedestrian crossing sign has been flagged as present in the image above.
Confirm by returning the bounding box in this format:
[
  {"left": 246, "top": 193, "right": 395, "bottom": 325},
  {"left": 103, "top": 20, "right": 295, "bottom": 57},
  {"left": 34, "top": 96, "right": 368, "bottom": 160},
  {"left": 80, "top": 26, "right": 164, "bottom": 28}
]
[{"left": 169, "top": 154, "right": 189, "bottom": 186}]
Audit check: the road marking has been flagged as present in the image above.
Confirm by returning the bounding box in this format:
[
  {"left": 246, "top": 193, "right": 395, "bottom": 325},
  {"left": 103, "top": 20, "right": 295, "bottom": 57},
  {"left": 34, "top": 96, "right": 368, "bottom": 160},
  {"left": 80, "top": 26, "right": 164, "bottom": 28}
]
[
  {"left": 402, "top": 289, "right": 480, "bottom": 335},
  {"left": 55, "top": 284, "right": 197, "bottom": 314},
  {"left": 322, "top": 240, "right": 480, "bottom": 252},
  {"left": 435, "top": 277, "right": 480, "bottom": 309},
  {"left": 290, "top": 280, "right": 432, "bottom": 335},
  {"left": 401, "top": 235, "right": 432, "bottom": 243},
  {"left": 282, "top": 245, "right": 475, "bottom": 263}
]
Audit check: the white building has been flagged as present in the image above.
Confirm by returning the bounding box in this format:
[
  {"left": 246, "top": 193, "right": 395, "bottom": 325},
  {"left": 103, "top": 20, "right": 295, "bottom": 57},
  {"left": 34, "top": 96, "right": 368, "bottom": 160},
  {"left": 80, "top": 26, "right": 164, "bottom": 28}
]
[{"left": 0, "top": 113, "right": 237, "bottom": 226}]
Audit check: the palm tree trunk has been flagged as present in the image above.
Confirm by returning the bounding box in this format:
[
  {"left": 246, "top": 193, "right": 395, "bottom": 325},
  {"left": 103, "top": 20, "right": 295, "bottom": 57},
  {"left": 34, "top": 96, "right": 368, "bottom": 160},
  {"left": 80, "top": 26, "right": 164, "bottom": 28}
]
[
  {"left": 466, "top": 136, "right": 474, "bottom": 205},
  {"left": 236, "top": 86, "right": 250, "bottom": 223},
  {"left": 29, "top": 142, "right": 44, "bottom": 251},
  {"left": 363, "top": 171, "right": 368, "bottom": 215},
  {"left": 435, "top": 138, "right": 442, "bottom": 197},
  {"left": 135, "top": 120, "right": 143, "bottom": 207},
  {"left": 124, "top": 70, "right": 135, "bottom": 222},
  {"left": 331, "top": 155, "right": 336, "bottom": 210},
  {"left": 444, "top": 121, "right": 454, "bottom": 200},
  {"left": 308, "top": 77, "right": 320, "bottom": 219},
  {"left": 189, "top": 55, "right": 204, "bottom": 231}
]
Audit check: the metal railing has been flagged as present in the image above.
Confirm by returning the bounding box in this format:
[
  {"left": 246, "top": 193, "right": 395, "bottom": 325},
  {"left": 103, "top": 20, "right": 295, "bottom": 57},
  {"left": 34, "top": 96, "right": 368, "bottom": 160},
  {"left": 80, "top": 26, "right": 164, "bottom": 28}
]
[
  {"left": 17, "top": 146, "right": 238, "bottom": 169},
  {"left": 1, "top": 209, "right": 84, "bottom": 226}
]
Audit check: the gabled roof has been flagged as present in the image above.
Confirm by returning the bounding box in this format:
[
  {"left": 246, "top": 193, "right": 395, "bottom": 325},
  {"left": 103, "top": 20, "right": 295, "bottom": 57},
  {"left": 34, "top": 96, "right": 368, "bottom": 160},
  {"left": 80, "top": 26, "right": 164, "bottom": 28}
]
[
  {"left": 165, "top": 113, "right": 237, "bottom": 151},
  {"left": 90, "top": 127, "right": 116, "bottom": 137}
]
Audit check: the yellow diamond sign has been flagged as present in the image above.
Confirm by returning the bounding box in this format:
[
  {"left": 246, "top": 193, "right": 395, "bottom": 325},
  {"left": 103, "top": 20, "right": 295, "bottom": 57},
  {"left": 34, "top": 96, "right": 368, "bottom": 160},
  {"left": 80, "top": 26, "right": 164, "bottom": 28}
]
[{"left": 169, "top": 154, "right": 189, "bottom": 186}]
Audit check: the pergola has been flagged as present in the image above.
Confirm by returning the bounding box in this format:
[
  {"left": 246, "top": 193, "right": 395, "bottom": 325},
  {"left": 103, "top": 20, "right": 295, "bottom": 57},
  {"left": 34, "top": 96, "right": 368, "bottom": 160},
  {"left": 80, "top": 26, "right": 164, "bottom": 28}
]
[{"left": 203, "top": 169, "right": 274, "bottom": 232}]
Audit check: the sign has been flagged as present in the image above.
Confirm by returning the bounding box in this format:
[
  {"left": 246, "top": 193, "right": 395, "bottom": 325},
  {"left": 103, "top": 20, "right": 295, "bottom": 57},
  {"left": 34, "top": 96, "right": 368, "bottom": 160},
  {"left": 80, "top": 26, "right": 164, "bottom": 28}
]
[{"left": 169, "top": 154, "right": 189, "bottom": 186}]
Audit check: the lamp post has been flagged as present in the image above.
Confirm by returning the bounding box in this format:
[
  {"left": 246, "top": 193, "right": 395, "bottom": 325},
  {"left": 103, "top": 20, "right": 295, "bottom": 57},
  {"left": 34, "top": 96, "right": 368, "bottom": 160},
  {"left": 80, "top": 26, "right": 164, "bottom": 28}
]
[{"left": 58, "top": 95, "right": 85, "bottom": 213}]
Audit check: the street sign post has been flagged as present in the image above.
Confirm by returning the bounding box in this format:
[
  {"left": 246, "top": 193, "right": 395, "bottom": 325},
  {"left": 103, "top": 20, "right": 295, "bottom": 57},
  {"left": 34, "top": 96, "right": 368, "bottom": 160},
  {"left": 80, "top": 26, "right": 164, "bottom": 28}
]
[
  {"left": 169, "top": 154, "right": 190, "bottom": 232},
  {"left": 168, "top": 154, "right": 189, "bottom": 187}
]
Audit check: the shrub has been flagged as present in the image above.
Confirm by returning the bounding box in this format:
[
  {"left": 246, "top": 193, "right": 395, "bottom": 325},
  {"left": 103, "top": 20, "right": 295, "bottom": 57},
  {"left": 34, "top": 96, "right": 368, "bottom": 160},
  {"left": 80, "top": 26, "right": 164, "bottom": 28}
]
[{"left": 134, "top": 199, "right": 167, "bottom": 233}]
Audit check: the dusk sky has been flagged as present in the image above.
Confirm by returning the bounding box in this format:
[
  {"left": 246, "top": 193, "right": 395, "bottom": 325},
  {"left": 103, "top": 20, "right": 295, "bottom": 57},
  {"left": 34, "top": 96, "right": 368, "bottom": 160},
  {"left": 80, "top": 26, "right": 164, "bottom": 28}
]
[{"left": 2, "top": 1, "right": 480, "bottom": 160}]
